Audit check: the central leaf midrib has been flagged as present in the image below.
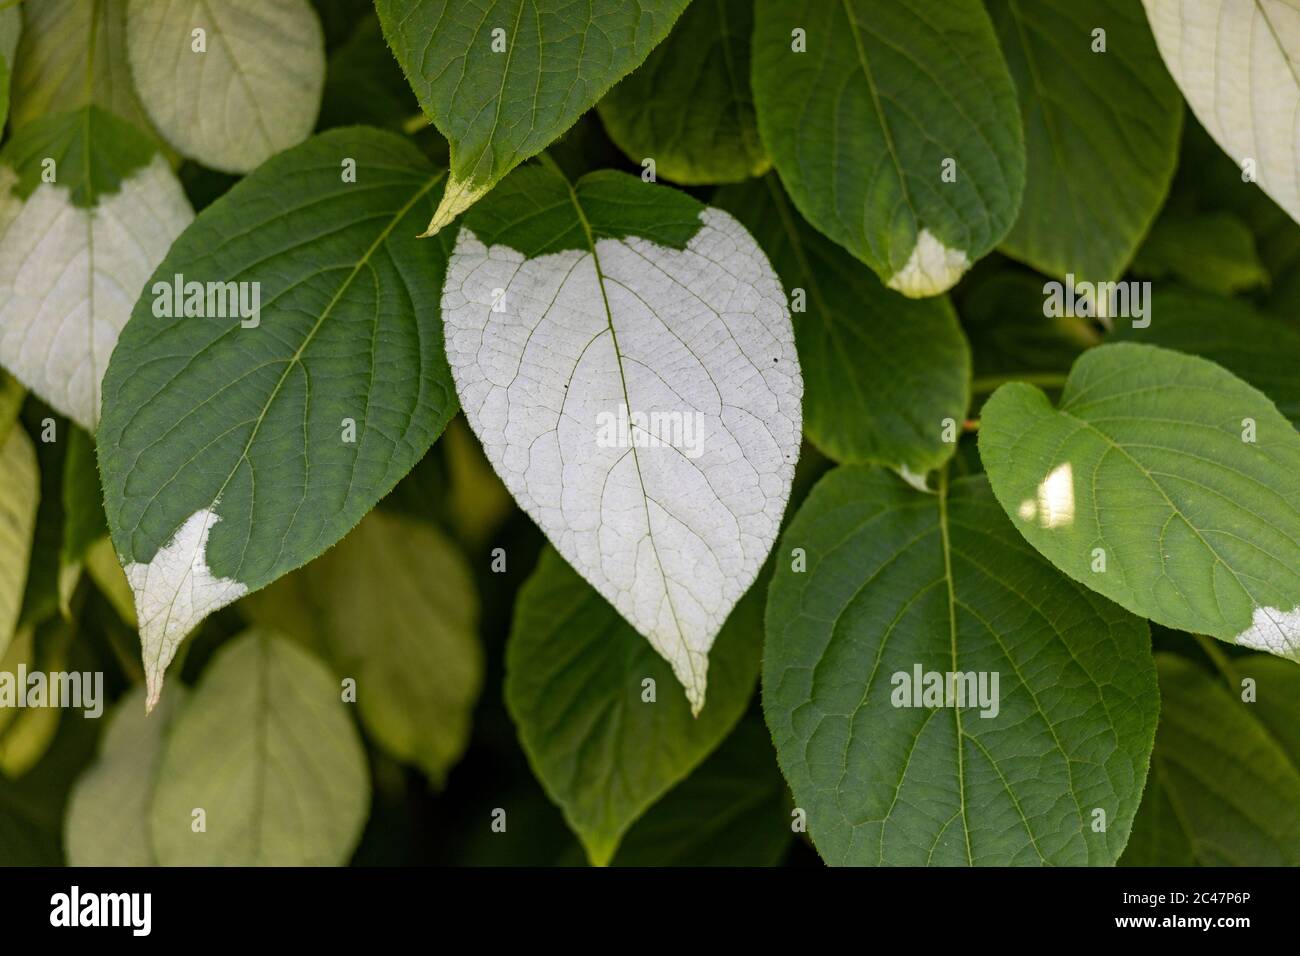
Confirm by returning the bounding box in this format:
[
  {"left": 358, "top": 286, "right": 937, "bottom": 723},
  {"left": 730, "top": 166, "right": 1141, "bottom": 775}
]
[
  {"left": 146, "top": 170, "right": 445, "bottom": 627},
  {"left": 936, "top": 468, "right": 974, "bottom": 865},
  {"left": 554, "top": 167, "right": 698, "bottom": 695}
]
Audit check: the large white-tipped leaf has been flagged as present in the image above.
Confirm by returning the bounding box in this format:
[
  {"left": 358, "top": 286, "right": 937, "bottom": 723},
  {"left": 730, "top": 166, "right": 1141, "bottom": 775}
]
[
  {"left": 97, "top": 129, "right": 458, "bottom": 712},
  {"left": 443, "top": 164, "right": 802, "bottom": 712},
  {"left": 375, "top": 0, "right": 690, "bottom": 234},
  {"left": 0, "top": 427, "right": 38, "bottom": 661},
  {"left": 125, "top": 0, "right": 325, "bottom": 173},
  {"left": 1143, "top": 0, "right": 1300, "bottom": 225},
  {"left": 0, "top": 107, "right": 193, "bottom": 431}
]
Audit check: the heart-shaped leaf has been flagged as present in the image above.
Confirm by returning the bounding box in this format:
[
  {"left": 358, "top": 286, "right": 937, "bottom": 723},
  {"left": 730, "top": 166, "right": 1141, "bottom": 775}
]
[
  {"left": 764, "top": 466, "right": 1158, "bottom": 865},
  {"left": 97, "top": 128, "right": 458, "bottom": 710},
  {"left": 444, "top": 162, "right": 802, "bottom": 712},
  {"left": 981, "top": 343, "right": 1300, "bottom": 661},
  {"left": 751, "top": 0, "right": 1025, "bottom": 296},
  {"left": 376, "top": 0, "right": 690, "bottom": 234}
]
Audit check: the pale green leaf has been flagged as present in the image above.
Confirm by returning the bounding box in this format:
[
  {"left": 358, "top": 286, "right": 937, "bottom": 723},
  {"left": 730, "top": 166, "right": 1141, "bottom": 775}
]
[
  {"left": 125, "top": 0, "right": 325, "bottom": 173},
  {"left": 241, "top": 510, "right": 483, "bottom": 786},
  {"left": 981, "top": 343, "right": 1300, "bottom": 661},
  {"left": 97, "top": 128, "right": 458, "bottom": 711},
  {"left": 0, "top": 617, "right": 76, "bottom": 778},
  {"left": 445, "top": 162, "right": 801, "bottom": 712},
  {"left": 1122, "top": 653, "right": 1300, "bottom": 866},
  {"left": 150, "top": 630, "right": 369, "bottom": 865},
  {"left": 506, "top": 547, "right": 763, "bottom": 867},
  {"left": 1143, "top": 0, "right": 1300, "bottom": 226},
  {"left": 64, "top": 685, "right": 184, "bottom": 866},
  {"left": 597, "top": 0, "right": 767, "bottom": 185},
  {"left": 989, "top": 0, "right": 1181, "bottom": 282},
  {"left": 716, "top": 174, "right": 970, "bottom": 472},
  {"left": 752, "top": 0, "right": 1025, "bottom": 296},
  {"left": 9, "top": 0, "right": 153, "bottom": 134},
  {"left": 0, "top": 425, "right": 37, "bottom": 660},
  {"left": 375, "top": 0, "right": 690, "bottom": 234},
  {"left": 764, "top": 465, "right": 1158, "bottom": 865}
]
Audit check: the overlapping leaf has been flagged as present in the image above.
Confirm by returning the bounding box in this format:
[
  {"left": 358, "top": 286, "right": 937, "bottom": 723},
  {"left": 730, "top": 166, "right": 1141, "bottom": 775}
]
[
  {"left": 752, "top": 0, "right": 1025, "bottom": 296},
  {"left": 443, "top": 162, "right": 801, "bottom": 712},
  {"left": 97, "top": 128, "right": 458, "bottom": 710},
  {"left": 981, "top": 343, "right": 1300, "bottom": 661},
  {"left": 764, "top": 466, "right": 1158, "bottom": 865},
  {"left": 506, "top": 547, "right": 764, "bottom": 866},
  {"left": 376, "top": 0, "right": 690, "bottom": 234}
]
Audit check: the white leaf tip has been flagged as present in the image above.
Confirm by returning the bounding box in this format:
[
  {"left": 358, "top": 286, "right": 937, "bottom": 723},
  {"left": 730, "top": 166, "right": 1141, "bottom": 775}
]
[{"left": 886, "top": 229, "right": 970, "bottom": 297}]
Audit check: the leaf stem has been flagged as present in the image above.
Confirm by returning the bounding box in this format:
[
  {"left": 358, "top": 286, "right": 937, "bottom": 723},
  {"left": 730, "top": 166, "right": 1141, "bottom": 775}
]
[
  {"left": 1193, "top": 632, "right": 1240, "bottom": 690},
  {"left": 970, "top": 371, "right": 1070, "bottom": 395}
]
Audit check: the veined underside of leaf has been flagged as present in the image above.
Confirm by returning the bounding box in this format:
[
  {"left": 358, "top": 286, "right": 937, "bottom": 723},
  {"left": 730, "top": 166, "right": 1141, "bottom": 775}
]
[
  {"left": 0, "top": 106, "right": 193, "bottom": 431},
  {"left": 96, "top": 128, "right": 459, "bottom": 711},
  {"left": 764, "top": 466, "right": 1158, "bottom": 865},
  {"left": 1142, "top": 0, "right": 1300, "bottom": 226},
  {"left": 374, "top": 0, "right": 691, "bottom": 234},
  {"left": 443, "top": 163, "right": 802, "bottom": 713}
]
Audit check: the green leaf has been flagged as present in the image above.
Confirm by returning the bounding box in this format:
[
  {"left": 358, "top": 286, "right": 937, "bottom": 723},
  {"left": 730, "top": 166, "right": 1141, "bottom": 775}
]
[
  {"left": 597, "top": 0, "right": 767, "bottom": 185},
  {"left": 375, "top": 0, "right": 690, "bottom": 234},
  {"left": 980, "top": 343, "right": 1300, "bottom": 662},
  {"left": 445, "top": 163, "right": 801, "bottom": 712},
  {"left": 751, "top": 0, "right": 1025, "bottom": 296},
  {"left": 9, "top": 0, "right": 154, "bottom": 135},
  {"left": 241, "top": 509, "right": 483, "bottom": 785},
  {"left": 607, "top": 714, "right": 794, "bottom": 866},
  {"left": 1121, "top": 653, "right": 1300, "bottom": 866},
  {"left": 97, "top": 127, "right": 458, "bottom": 710},
  {"left": 988, "top": 0, "right": 1181, "bottom": 282},
  {"left": 506, "top": 547, "right": 763, "bottom": 867},
  {"left": 125, "top": 0, "right": 326, "bottom": 173},
  {"left": 716, "top": 174, "right": 970, "bottom": 472},
  {"left": 764, "top": 466, "right": 1158, "bottom": 865},
  {"left": 83, "top": 537, "right": 135, "bottom": 629},
  {"left": 64, "top": 685, "right": 184, "bottom": 866},
  {"left": 0, "top": 370, "right": 23, "bottom": 443},
  {"left": 150, "top": 630, "right": 369, "bottom": 865},
  {"left": 1131, "top": 211, "right": 1267, "bottom": 295},
  {"left": 1111, "top": 288, "right": 1300, "bottom": 426},
  {"left": 61, "top": 424, "right": 107, "bottom": 570},
  {"left": 0, "top": 107, "right": 193, "bottom": 429},
  {"left": 0, "top": 617, "right": 76, "bottom": 778},
  {"left": 0, "top": 5, "right": 18, "bottom": 131},
  {"left": 0, "top": 425, "right": 37, "bottom": 660},
  {"left": 1143, "top": 0, "right": 1300, "bottom": 226}
]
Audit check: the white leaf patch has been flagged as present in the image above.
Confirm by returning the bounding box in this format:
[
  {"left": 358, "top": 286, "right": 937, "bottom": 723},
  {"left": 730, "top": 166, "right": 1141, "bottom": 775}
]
[
  {"left": 0, "top": 158, "right": 192, "bottom": 430},
  {"left": 1235, "top": 605, "right": 1300, "bottom": 660},
  {"left": 886, "top": 228, "right": 970, "bottom": 298},
  {"left": 444, "top": 208, "right": 802, "bottom": 713},
  {"left": 126, "top": 0, "right": 325, "bottom": 173},
  {"left": 1143, "top": 0, "right": 1300, "bottom": 224},
  {"left": 124, "top": 507, "right": 248, "bottom": 712}
]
